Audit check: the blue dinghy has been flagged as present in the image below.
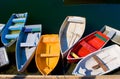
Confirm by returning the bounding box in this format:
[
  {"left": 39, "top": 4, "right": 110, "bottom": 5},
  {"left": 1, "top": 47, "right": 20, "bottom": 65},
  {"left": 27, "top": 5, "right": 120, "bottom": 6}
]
[
  {"left": 1, "top": 12, "right": 28, "bottom": 47},
  {"left": 16, "top": 24, "right": 42, "bottom": 72}
]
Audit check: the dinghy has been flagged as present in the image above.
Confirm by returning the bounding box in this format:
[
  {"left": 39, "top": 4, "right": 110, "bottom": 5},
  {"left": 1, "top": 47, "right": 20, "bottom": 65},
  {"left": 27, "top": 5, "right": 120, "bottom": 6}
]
[
  {"left": 1, "top": 12, "right": 28, "bottom": 47},
  {"left": 67, "top": 30, "right": 115, "bottom": 63},
  {"left": 35, "top": 34, "right": 60, "bottom": 75},
  {"left": 72, "top": 44, "right": 120, "bottom": 76},
  {"left": 59, "top": 16, "right": 86, "bottom": 58},
  {"left": 0, "top": 47, "right": 9, "bottom": 67},
  {"left": 16, "top": 24, "right": 42, "bottom": 72},
  {"left": 100, "top": 25, "right": 120, "bottom": 45}
]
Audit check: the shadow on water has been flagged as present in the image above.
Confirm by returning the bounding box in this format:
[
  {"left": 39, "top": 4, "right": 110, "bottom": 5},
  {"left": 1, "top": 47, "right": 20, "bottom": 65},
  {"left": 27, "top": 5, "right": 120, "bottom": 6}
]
[
  {"left": 51, "top": 54, "right": 79, "bottom": 75},
  {"left": 25, "top": 55, "right": 40, "bottom": 75},
  {"left": 51, "top": 54, "right": 67, "bottom": 75},
  {"left": 107, "top": 67, "right": 120, "bottom": 75},
  {"left": 51, "top": 54, "right": 75, "bottom": 75}
]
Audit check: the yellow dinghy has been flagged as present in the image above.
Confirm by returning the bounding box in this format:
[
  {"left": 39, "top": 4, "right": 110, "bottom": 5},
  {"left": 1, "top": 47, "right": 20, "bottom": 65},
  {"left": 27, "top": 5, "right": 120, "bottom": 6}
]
[{"left": 35, "top": 34, "right": 60, "bottom": 75}]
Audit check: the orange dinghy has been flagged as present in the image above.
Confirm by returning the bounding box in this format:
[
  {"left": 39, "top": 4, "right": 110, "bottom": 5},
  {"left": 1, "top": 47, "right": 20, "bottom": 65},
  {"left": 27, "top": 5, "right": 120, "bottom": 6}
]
[{"left": 35, "top": 34, "right": 60, "bottom": 75}]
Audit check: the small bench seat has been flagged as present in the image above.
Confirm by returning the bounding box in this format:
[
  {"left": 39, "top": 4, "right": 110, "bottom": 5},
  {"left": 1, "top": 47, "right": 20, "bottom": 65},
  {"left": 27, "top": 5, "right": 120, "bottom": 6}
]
[
  {"left": 95, "top": 31, "right": 109, "bottom": 41},
  {"left": 5, "top": 34, "right": 19, "bottom": 39},
  {"left": 68, "top": 17, "right": 84, "bottom": 23},
  {"left": 14, "top": 23, "right": 24, "bottom": 27},
  {"left": 40, "top": 53, "right": 59, "bottom": 57},
  {"left": 12, "top": 18, "right": 26, "bottom": 23},
  {"left": 20, "top": 42, "right": 36, "bottom": 47},
  {"left": 8, "top": 25, "right": 22, "bottom": 30},
  {"left": 95, "top": 34, "right": 107, "bottom": 42},
  {"left": 24, "top": 27, "right": 41, "bottom": 32},
  {"left": 92, "top": 55, "right": 109, "bottom": 72},
  {"left": 77, "top": 41, "right": 97, "bottom": 57},
  {"left": 70, "top": 52, "right": 79, "bottom": 58},
  {"left": 87, "top": 31, "right": 109, "bottom": 49},
  {"left": 80, "top": 41, "right": 97, "bottom": 52}
]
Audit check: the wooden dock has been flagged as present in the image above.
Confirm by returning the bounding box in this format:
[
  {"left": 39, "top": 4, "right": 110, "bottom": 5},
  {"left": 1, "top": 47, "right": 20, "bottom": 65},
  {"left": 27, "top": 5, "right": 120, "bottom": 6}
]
[{"left": 0, "top": 75, "right": 119, "bottom": 79}]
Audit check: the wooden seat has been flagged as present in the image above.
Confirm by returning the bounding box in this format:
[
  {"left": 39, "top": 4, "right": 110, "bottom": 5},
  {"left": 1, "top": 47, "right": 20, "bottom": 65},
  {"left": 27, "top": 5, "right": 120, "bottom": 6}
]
[
  {"left": 24, "top": 27, "right": 41, "bottom": 32},
  {"left": 76, "top": 41, "right": 97, "bottom": 57},
  {"left": 14, "top": 23, "right": 24, "bottom": 27},
  {"left": 96, "top": 31, "right": 109, "bottom": 40},
  {"left": 5, "top": 34, "right": 19, "bottom": 39},
  {"left": 8, "top": 25, "right": 22, "bottom": 30},
  {"left": 92, "top": 55, "right": 109, "bottom": 72},
  {"left": 20, "top": 42, "right": 36, "bottom": 47},
  {"left": 88, "top": 36, "right": 106, "bottom": 49},
  {"left": 68, "top": 17, "right": 84, "bottom": 23},
  {"left": 70, "top": 52, "right": 79, "bottom": 58},
  {"left": 42, "top": 37, "right": 58, "bottom": 43},
  {"left": 80, "top": 41, "right": 96, "bottom": 52},
  {"left": 40, "top": 53, "right": 59, "bottom": 57},
  {"left": 95, "top": 34, "right": 107, "bottom": 42},
  {"left": 32, "top": 28, "right": 41, "bottom": 32},
  {"left": 12, "top": 18, "right": 26, "bottom": 23}
]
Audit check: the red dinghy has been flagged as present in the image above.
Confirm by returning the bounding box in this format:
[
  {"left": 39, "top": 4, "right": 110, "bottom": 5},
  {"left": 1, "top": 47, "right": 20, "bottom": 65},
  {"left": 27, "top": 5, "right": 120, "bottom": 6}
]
[{"left": 67, "top": 31, "right": 115, "bottom": 63}]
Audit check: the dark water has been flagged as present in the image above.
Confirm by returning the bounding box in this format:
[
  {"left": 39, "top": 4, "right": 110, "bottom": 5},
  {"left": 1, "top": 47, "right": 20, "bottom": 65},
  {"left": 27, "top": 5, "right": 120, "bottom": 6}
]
[
  {"left": 0, "top": 0, "right": 120, "bottom": 75},
  {"left": 64, "top": 0, "right": 120, "bottom": 4}
]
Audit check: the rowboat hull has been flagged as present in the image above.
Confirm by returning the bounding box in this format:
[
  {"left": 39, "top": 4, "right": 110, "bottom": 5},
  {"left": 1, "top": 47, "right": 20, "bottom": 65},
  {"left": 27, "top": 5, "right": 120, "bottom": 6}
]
[
  {"left": 16, "top": 24, "right": 42, "bottom": 72},
  {"left": 72, "top": 44, "right": 120, "bottom": 76},
  {"left": 0, "top": 47, "right": 9, "bottom": 67},
  {"left": 100, "top": 25, "right": 120, "bottom": 45},
  {"left": 1, "top": 12, "right": 28, "bottom": 47},
  {"left": 67, "top": 30, "right": 115, "bottom": 63},
  {"left": 35, "top": 34, "right": 60, "bottom": 75},
  {"left": 59, "top": 16, "right": 86, "bottom": 58}
]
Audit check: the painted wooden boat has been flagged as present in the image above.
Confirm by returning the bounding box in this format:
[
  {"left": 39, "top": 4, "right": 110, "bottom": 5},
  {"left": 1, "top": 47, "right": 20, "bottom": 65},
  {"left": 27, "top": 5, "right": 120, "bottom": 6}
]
[
  {"left": 1, "top": 12, "right": 28, "bottom": 47},
  {"left": 67, "top": 30, "right": 116, "bottom": 63},
  {"left": 35, "top": 34, "right": 60, "bottom": 75},
  {"left": 16, "top": 24, "right": 42, "bottom": 72},
  {"left": 72, "top": 44, "right": 120, "bottom": 76},
  {"left": 0, "top": 47, "right": 9, "bottom": 67},
  {"left": 59, "top": 16, "right": 86, "bottom": 58},
  {"left": 100, "top": 25, "right": 120, "bottom": 45}
]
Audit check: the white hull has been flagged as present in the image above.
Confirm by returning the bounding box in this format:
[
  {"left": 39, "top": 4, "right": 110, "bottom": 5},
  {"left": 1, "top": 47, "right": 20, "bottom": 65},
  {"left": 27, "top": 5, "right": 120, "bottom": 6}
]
[
  {"left": 101, "top": 25, "right": 120, "bottom": 45},
  {"left": 0, "top": 47, "right": 9, "bottom": 67},
  {"left": 72, "top": 44, "right": 120, "bottom": 76},
  {"left": 59, "top": 16, "right": 86, "bottom": 58}
]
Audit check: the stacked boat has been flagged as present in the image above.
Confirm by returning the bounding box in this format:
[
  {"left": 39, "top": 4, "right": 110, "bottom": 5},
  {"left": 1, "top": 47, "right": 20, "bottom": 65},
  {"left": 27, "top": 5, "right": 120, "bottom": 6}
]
[
  {"left": 58, "top": 16, "right": 120, "bottom": 76},
  {"left": 71, "top": 25, "right": 120, "bottom": 76},
  {"left": 0, "top": 12, "right": 28, "bottom": 68},
  {"left": 1, "top": 13, "right": 120, "bottom": 76},
  {"left": 72, "top": 44, "right": 120, "bottom": 76},
  {"left": 66, "top": 30, "right": 115, "bottom": 63}
]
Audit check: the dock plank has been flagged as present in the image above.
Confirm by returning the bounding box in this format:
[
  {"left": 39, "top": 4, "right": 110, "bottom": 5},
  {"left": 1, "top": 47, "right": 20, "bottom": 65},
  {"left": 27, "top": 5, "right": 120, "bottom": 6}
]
[{"left": 0, "top": 75, "right": 119, "bottom": 79}]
